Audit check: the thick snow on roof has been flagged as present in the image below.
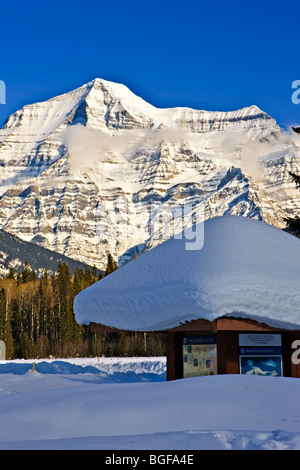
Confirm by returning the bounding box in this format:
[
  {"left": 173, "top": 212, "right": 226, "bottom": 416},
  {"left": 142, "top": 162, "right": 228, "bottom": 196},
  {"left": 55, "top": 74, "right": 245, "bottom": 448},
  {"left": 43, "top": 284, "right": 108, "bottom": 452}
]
[{"left": 74, "top": 216, "right": 300, "bottom": 331}]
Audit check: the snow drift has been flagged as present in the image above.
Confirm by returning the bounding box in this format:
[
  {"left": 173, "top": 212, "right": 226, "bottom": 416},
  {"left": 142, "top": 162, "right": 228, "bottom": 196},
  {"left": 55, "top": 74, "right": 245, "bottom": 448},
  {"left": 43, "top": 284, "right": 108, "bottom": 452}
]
[{"left": 74, "top": 215, "right": 300, "bottom": 331}]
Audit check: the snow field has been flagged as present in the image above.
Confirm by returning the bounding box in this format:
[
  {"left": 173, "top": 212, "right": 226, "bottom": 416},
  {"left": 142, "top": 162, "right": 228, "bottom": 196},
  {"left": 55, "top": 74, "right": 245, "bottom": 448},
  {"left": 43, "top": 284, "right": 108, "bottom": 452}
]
[{"left": 0, "top": 356, "right": 299, "bottom": 450}]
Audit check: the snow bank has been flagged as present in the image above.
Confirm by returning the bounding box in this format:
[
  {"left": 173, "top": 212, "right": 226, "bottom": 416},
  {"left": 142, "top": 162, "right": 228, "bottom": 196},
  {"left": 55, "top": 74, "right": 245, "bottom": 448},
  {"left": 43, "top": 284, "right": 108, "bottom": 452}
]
[
  {"left": 74, "top": 216, "right": 300, "bottom": 331},
  {"left": 0, "top": 357, "right": 299, "bottom": 450},
  {"left": 0, "top": 356, "right": 166, "bottom": 381}
]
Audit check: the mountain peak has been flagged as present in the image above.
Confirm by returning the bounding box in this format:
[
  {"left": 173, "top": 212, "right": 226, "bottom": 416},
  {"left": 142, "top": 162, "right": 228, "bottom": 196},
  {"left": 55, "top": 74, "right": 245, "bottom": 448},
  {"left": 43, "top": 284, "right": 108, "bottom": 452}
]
[{"left": 0, "top": 78, "right": 297, "bottom": 272}]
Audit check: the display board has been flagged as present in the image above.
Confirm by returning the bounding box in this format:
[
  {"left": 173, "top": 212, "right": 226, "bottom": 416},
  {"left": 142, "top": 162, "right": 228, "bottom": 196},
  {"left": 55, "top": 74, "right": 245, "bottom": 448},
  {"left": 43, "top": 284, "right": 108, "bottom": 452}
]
[
  {"left": 0, "top": 341, "right": 5, "bottom": 360},
  {"left": 183, "top": 335, "right": 217, "bottom": 377},
  {"left": 239, "top": 333, "right": 282, "bottom": 376}
]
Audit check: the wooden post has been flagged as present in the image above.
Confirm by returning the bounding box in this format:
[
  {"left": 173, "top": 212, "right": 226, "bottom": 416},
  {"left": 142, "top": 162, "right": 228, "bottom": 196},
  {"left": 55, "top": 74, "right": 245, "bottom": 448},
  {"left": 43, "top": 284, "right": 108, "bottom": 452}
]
[
  {"left": 166, "top": 332, "right": 176, "bottom": 381},
  {"left": 217, "top": 331, "right": 239, "bottom": 374}
]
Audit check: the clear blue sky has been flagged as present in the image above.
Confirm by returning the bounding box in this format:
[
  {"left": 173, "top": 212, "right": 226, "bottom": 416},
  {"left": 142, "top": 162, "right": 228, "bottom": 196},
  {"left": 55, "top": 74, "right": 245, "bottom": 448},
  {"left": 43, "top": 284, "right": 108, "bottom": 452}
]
[{"left": 0, "top": 0, "right": 299, "bottom": 129}]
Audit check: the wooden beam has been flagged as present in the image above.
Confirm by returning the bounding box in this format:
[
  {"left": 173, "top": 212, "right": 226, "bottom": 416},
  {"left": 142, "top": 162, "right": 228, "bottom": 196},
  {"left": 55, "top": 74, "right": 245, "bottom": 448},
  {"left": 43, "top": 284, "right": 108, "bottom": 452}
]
[
  {"left": 90, "top": 322, "right": 123, "bottom": 333},
  {"left": 165, "top": 318, "right": 212, "bottom": 332},
  {"left": 216, "top": 317, "right": 285, "bottom": 331}
]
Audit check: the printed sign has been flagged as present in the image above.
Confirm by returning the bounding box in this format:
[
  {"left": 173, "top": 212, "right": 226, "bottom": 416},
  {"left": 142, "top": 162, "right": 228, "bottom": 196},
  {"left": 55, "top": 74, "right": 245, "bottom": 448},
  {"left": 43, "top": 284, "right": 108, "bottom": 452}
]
[
  {"left": 0, "top": 340, "right": 5, "bottom": 360},
  {"left": 239, "top": 334, "right": 282, "bottom": 376},
  {"left": 183, "top": 336, "right": 217, "bottom": 377}
]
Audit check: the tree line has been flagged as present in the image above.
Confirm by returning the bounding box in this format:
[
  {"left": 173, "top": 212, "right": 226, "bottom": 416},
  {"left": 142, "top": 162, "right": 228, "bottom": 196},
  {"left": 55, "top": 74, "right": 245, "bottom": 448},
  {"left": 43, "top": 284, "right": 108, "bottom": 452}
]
[{"left": 0, "top": 254, "right": 166, "bottom": 359}]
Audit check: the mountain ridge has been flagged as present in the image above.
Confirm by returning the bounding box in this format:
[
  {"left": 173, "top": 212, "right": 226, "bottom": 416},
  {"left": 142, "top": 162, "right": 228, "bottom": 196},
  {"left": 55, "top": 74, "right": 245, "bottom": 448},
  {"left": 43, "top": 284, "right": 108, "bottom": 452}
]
[
  {"left": 0, "top": 78, "right": 299, "bottom": 271},
  {"left": 0, "top": 228, "right": 102, "bottom": 278}
]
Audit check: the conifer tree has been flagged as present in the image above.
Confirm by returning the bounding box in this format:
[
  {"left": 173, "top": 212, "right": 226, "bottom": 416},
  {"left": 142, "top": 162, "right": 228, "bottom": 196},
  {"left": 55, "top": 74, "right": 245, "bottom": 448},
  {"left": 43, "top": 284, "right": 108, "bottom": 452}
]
[
  {"left": 84, "top": 267, "right": 92, "bottom": 285},
  {"left": 289, "top": 171, "right": 300, "bottom": 188},
  {"left": 30, "top": 269, "right": 37, "bottom": 281},
  {"left": 92, "top": 265, "right": 97, "bottom": 277},
  {"left": 284, "top": 127, "right": 300, "bottom": 237},
  {"left": 73, "top": 268, "right": 85, "bottom": 296},
  {"left": 22, "top": 260, "right": 31, "bottom": 283},
  {"left": 6, "top": 266, "right": 16, "bottom": 280},
  {"left": 57, "top": 262, "right": 73, "bottom": 345},
  {"left": 0, "top": 288, "right": 7, "bottom": 340},
  {"left": 16, "top": 272, "right": 22, "bottom": 286},
  {"left": 291, "top": 126, "right": 300, "bottom": 134},
  {"left": 38, "top": 268, "right": 52, "bottom": 349},
  {"left": 284, "top": 174, "right": 300, "bottom": 236},
  {"left": 105, "top": 252, "right": 118, "bottom": 276},
  {"left": 57, "top": 262, "right": 81, "bottom": 349}
]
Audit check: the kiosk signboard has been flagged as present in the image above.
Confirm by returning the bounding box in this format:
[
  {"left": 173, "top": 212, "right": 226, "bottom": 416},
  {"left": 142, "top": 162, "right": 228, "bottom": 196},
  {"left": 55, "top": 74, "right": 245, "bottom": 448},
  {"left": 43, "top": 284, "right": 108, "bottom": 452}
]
[
  {"left": 239, "top": 333, "right": 282, "bottom": 376},
  {"left": 0, "top": 340, "right": 5, "bottom": 360},
  {"left": 183, "top": 335, "right": 217, "bottom": 377}
]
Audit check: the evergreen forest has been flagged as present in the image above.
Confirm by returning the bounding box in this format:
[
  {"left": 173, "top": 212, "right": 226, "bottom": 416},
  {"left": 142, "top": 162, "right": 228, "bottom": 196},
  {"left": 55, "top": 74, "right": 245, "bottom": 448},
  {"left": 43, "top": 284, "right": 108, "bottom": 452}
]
[{"left": 0, "top": 255, "right": 166, "bottom": 359}]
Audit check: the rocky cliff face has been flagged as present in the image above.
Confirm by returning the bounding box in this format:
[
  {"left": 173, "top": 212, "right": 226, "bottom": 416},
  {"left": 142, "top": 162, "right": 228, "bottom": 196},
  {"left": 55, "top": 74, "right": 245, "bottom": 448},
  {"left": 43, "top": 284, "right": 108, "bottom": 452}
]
[{"left": 0, "top": 78, "right": 298, "bottom": 269}]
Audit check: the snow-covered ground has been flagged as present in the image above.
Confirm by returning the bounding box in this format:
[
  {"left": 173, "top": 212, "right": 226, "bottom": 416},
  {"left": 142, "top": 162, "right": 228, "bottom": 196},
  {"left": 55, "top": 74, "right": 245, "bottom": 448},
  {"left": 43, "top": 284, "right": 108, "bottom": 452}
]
[{"left": 0, "top": 356, "right": 299, "bottom": 450}]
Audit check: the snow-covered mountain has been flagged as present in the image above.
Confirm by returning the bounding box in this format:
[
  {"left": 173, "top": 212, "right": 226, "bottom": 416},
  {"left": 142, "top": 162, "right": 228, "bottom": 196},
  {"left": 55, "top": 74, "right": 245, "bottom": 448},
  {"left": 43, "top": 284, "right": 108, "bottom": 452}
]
[
  {"left": 0, "top": 78, "right": 299, "bottom": 270},
  {"left": 0, "top": 229, "right": 100, "bottom": 278}
]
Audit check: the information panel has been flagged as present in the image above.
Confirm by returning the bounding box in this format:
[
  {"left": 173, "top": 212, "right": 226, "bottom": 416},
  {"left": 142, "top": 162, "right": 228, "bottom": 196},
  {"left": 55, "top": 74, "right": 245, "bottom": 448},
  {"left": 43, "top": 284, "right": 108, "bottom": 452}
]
[
  {"left": 183, "top": 336, "right": 217, "bottom": 377},
  {"left": 0, "top": 340, "right": 5, "bottom": 360},
  {"left": 239, "top": 333, "right": 283, "bottom": 376}
]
